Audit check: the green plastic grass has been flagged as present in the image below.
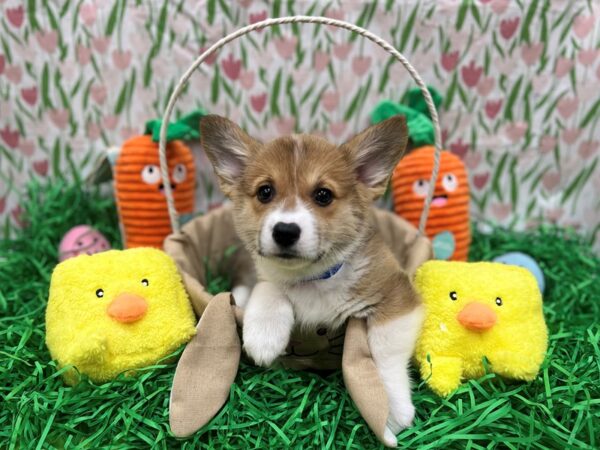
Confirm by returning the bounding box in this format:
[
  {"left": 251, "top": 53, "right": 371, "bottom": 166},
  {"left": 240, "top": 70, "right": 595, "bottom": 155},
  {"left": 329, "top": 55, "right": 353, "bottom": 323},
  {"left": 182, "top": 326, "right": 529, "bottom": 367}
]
[{"left": 1, "top": 181, "right": 599, "bottom": 449}]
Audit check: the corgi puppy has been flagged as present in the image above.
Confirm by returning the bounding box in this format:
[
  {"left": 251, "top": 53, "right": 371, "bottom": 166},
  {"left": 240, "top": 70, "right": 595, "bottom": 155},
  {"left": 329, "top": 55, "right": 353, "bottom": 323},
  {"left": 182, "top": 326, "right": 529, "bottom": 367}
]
[{"left": 200, "top": 115, "right": 424, "bottom": 447}]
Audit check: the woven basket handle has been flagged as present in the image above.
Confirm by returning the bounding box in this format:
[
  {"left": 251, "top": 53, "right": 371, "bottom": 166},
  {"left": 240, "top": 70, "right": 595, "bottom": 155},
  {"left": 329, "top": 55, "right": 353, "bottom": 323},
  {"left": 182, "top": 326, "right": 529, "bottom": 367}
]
[{"left": 158, "top": 15, "right": 442, "bottom": 236}]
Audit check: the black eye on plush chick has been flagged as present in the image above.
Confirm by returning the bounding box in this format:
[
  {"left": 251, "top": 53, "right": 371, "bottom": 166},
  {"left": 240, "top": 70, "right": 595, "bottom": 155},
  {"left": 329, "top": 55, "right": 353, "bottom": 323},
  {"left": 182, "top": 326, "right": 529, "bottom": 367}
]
[
  {"left": 314, "top": 188, "right": 333, "bottom": 207},
  {"left": 257, "top": 184, "right": 275, "bottom": 203},
  {"left": 495, "top": 297, "right": 503, "bottom": 306},
  {"left": 141, "top": 279, "right": 149, "bottom": 287},
  {"left": 449, "top": 291, "right": 458, "bottom": 301},
  {"left": 96, "top": 288, "right": 104, "bottom": 298}
]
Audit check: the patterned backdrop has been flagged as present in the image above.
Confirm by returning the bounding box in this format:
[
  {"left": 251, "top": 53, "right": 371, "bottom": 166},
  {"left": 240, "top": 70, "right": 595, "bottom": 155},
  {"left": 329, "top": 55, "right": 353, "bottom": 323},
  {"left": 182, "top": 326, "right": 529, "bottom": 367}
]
[{"left": 1, "top": 0, "right": 599, "bottom": 249}]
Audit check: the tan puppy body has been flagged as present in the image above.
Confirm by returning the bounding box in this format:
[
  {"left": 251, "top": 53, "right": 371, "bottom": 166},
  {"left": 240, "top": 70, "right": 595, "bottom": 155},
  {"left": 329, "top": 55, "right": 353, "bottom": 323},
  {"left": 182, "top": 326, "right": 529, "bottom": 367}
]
[{"left": 201, "top": 115, "right": 423, "bottom": 446}]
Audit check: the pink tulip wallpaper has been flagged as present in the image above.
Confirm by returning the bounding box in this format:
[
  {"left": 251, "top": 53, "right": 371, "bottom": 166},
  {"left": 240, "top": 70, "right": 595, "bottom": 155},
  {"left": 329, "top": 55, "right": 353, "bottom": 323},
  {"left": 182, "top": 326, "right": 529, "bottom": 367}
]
[{"left": 0, "top": 0, "right": 598, "bottom": 248}]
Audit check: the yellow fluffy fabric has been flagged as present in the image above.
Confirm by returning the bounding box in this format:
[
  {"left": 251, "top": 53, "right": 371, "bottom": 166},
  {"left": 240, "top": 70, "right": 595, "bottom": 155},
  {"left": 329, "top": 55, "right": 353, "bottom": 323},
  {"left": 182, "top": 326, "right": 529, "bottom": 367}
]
[
  {"left": 414, "top": 260, "right": 548, "bottom": 397},
  {"left": 46, "top": 248, "right": 196, "bottom": 385}
]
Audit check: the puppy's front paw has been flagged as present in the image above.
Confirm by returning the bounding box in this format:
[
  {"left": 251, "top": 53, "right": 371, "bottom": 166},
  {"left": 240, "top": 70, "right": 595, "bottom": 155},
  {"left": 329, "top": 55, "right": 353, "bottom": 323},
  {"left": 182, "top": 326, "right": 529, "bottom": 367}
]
[
  {"left": 387, "top": 398, "right": 415, "bottom": 433},
  {"left": 242, "top": 281, "right": 294, "bottom": 367},
  {"left": 382, "top": 399, "right": 414, "bottom": 447},
  {"left": 243, "top": 321, "right": 290, "bottom": 367},
  {"left": 383, "top": 426, "right": 398, "bottom": 448},
  {"left": 231, "top": 285, "right": 251, "bottom": 308},
  {"left": 242, "top": 307, "right": 294, "bottom": 367}
]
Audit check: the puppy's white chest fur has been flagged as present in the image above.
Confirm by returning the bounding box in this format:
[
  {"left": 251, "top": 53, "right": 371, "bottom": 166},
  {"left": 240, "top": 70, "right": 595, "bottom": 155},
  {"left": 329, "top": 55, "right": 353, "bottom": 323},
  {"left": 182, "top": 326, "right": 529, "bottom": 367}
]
[{"left": 283, "top": 259, "right": 370, "bottom": 329}]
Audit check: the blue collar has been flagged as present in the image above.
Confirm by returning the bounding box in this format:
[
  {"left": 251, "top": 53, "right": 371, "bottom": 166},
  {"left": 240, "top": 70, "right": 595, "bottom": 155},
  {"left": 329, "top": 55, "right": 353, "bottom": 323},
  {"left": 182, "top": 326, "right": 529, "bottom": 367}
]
[{"left": 301, "top": 262, "right": 344, "bottom": 282}]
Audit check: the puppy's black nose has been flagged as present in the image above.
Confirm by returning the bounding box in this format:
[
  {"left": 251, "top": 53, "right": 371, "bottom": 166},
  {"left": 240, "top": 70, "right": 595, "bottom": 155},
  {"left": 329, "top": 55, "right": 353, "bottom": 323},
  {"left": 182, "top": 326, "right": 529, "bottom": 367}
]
[{"left": 272, "top": 222, "right": 301, "bottom": 248}]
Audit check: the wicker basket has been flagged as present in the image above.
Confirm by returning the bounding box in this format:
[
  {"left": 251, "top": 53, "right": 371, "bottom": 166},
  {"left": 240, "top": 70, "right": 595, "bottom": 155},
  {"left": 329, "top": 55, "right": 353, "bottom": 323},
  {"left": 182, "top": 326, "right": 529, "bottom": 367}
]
[{"left": 156, "top": 15, "right": 444, "bottom": 447}]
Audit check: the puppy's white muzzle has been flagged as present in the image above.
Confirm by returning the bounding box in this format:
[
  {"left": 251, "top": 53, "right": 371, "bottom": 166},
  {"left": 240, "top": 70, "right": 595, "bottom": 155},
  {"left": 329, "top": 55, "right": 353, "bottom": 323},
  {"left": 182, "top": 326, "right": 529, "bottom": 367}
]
[{"left": 260, "top": 201, "right": 319, "bottom": 260}]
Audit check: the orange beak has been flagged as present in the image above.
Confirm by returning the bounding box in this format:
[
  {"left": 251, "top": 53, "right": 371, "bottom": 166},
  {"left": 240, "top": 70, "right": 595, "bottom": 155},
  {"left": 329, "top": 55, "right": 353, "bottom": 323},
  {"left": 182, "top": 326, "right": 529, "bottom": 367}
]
[
  {"left": 107, "top": 293, "right": 148, "bottom": 323},
  {"left": 457, "top": 302, "right": 497, "bottom": 331}
]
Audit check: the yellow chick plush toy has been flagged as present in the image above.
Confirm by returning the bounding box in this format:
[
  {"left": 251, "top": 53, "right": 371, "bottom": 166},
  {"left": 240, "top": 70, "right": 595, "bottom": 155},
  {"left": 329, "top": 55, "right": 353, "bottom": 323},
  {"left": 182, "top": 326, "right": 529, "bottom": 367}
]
[
  {"left": 46, "top": 248, "right": 196, "bottom": 385},
  {"left": 414, "top": 260, "right": 547, "bottom": 397}
]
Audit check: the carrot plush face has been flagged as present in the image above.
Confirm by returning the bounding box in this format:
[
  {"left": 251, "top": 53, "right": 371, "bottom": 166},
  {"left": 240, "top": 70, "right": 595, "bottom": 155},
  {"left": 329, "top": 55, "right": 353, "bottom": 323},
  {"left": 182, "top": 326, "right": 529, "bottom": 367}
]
[
  {"left": 114, "top": 135, "right": 195, "bottom": 248},
  {"left": 392, "top": 145, "right": 470, "bottom": 260}
]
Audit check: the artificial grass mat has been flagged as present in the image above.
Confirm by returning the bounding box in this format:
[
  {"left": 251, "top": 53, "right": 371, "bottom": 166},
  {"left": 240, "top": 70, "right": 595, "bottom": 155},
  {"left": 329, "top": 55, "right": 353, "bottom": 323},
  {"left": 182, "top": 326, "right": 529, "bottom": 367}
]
[{"left": 1, "top": 180, "right": 599, "bottom": 449}]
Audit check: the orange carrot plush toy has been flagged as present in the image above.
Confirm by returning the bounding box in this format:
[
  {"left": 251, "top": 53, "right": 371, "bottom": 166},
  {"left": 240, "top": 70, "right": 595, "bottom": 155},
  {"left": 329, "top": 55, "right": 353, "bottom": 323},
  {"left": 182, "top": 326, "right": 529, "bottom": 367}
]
[
  {"left": 109, "top": 110, "right": 204, "bottom": 248},
  {"left": 392, "top": 146, "right": 470, "bottom": 260},
  {"left": 371, "top": 88, "right": 471, "bottom": 260},
  {"left": 114, "top": 136, "right": 195, "bottom": 248}
]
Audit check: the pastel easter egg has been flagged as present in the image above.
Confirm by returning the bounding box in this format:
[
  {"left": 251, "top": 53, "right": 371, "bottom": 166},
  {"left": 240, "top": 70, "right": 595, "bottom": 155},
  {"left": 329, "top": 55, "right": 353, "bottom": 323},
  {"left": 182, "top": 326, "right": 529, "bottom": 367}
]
[
  {"left": 59, "top": 225, "right": 110, "bottom": 261},
  {"left": 493, "top": 251, "right": 545, "bottom": 293}
]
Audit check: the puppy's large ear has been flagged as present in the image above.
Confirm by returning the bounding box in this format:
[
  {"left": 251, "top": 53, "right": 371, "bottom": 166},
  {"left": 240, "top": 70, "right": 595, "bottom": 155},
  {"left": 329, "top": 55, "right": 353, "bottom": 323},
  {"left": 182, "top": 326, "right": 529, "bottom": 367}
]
[
  {"left": 200, "top": 115, "right": 261, "bottom": 195},
  {"left": 340, "top": 116, "right": 408, "bottom": 198}
]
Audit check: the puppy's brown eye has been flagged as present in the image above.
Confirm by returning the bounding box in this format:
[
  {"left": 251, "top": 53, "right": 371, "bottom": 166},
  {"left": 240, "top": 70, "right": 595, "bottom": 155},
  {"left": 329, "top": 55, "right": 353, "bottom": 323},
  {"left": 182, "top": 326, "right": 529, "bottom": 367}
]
[
  {"left": 314, "top": 188, "right": 333, "bottom": 207},
  {"left": 257, "top": 184, "right": 275, "bottom": 203}
]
